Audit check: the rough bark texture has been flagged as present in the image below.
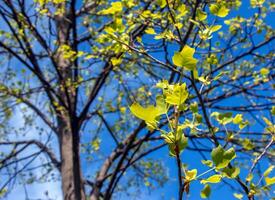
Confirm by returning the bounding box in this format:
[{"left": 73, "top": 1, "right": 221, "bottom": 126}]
[{"left": 55, "top": 3, "right": 85, "bottom": 199}]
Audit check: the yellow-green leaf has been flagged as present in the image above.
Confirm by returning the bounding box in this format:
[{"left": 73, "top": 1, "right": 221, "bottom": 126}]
[
  {"left": 129, "top": 102, "right": 164, "bottom": 128},
  {"left": 233, "top": 114, "right": 243, "bottom": 124},
  {"left": 201, "top": 174, "right": 222, "bottom": 184},
  {"left": 250, "top": 0, "right": 265, "bottom": 8},
  {"left": 177, "top": 4, "right": 188, "bottom": 18},
  {"left": 164, "top": 83, "right": 188, "bottom": 105},
  {"left": 201, "top": 160, "right": 213, "bottom": 167},
  {"left": 263, "top": 165, "right": 274, "bottom": 177},
  {"left": 260, "top": 68, "right": 269, "bottom": 76},
  {"left": 222, "top": 167, "right": 240, "bottom": 179},
  {"left": 200, "top": 184, "right": 211, "bottom": 198},
  {"left": 233, "top": 193, "right": 243, "bottom": 199},
  {"left": 210, "top": 25, "right": 222, "bottom": 32},
  {"left": 211, "top": 145, "right": 236, "bottom": 169},
  {"left": 186, "top": 169, "right": 197, "bottom": 181},
  {"left": 172, "top": 45, "right": 198, "bottom": 70},
  {"left": 210, "top": 3, "right": 230, "bottom": 18},
  {"left": 99, "top": 2, "right": 123, "bottom": 15},
  {"left": 145, "top": 28, "right": 156, "bottom": 35},
  {"left": 196, "top": 9, "right": 207, "bottom": 21},
  {"left": 265, "top": 176, "right": 275, "bottom": 186}
]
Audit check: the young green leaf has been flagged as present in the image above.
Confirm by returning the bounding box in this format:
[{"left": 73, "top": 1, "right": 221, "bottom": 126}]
[
  {"left": 263, "top": 165, "right": 274, "bottom": 177},
  {"left": 233, "top": 114, "right": 243, "bottom": 124},
  {"left": 164, "top": 83, "right": 188, "bottom": 105},
  {"left": 196, "top": 9, "right": 207, "bottom": 21},
  {"left": 201, "top": 174, "right": 222, "bottom": 184},
  {"left": 99, "top": 2, "right": 123, "bottom": 15},
  {"left": 233, "top": 193, "right": 243, "bottom": 199},
  {"left": 211, "top": 145, "right": 236, "bottom": 169},
  {"left": 222, "top": 167, "right": 240, "bottom": 178},
  {"left": 186, "top": 169, "right": 197, "bottom": 181},
  {"left": 172, "top": 45, "right": 198, "bottom": 70},
  {"left": 210, "top": 3, "right": 230, "bottom": 18},
  {"left": 201, "top": 160, "right": 213, "bottom": 167},
  {"left": 129, "top": 102, "right": 165, "bottom": 129},
  {"left": 265, "top": 176, "right": 275, "bottom": 186},
  {"left": 200, "top": 184, "right": 211, "bottom": 198}
]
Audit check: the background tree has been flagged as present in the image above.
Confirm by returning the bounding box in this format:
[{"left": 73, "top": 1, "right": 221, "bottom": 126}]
[{"left": 0, "top": 0, "right": 274, "bottom": 200}]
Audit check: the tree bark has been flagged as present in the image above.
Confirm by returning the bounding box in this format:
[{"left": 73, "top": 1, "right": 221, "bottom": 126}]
[
  {"left": 58, "top": 119, "right": 85, "bottom": 200},
  {"left": 55, "top": 2, "right": 85, "bottom": 199}
]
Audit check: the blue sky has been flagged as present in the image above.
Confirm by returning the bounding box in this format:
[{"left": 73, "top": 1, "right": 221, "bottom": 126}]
[{"left": 1, "top": 0, "right": 274, "bottom": 200}]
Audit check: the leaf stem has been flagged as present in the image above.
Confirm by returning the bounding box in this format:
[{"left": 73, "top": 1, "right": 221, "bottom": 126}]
[{"left": 195, "top": 167, "right": 216, "bottom": 180}]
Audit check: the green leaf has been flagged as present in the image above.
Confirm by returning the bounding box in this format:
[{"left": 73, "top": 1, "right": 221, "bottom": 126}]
[
  {"left": 177, "top": 4, "right": 188, "bottom": 17},
  {"left": 242, "top": 138, "right": 254, "bottom": 150},
  {"left": 172, "top": 45, "right": 198, "bottom": 70},
  {"left": 129, "top": 102, "right": 164, "bottom": 128},
  {"left": 157, "top": 0, "right": 167, "bottom": 8},
  {"left": 250, "top": 0, "right": 265, "bottom": 8},
  {"left": 156, "top": 95, "right": 168, "bottom": 114},
  {"left": 271, "top": 106, "right": 275, "bottom": 115},
  {"left": 233, "top": 193, "right": 243, "bottom": 199},
  {"left": 200, "top": 184, "right": 211, "bottom": 198},
  {"left": 196, "top": 9, "right": 207, "bottom": 21},
  {"left": 239, "top": 121, "right": 249, "bottom": 129},
  {"left": 211, "top": 112, "right": 233, "bottom": 125},
  {"left": 201, "top": 174, "right": 222, "bottom": 184},
  {"left": 186, "top": 169, "right": 197, "bottom": 181},
  {"left": 260, "top": 68, "right": 269, "bottom": 76},
  {"left": 161, "top": 132, "right": 175, "bottom": 144},
  {"left": 265, "top": 176, "right": 275, "bottom": 186},
  {"left": 263, "top": 165, "right": 274, "bottom": 177},
  {"left": 164, "top": 131, "right": 188, "bottom": 156},
  {"left": 233, "top": 114, "right": 243, "bottom": 124},
  {"left": 210, "top": 25, "right": 222, "bottom": 32},
  {"left": 145, "top": 28, "right": 156, "bottom": 35},
  {"left": 164, "top": 83, "right": 188, "bottom": 105},
  {"left": 190, "top": 102, "right": 198, "bottom": 113},
  {"left": 210, "top": 3, "right": 230, "bottom": 18},
  {"left": 99, "top": 2, "right": 123, "bottom": 15},
  {"left": 201, "top": 160, "right": 213, "bottom": 167},
  {"left": 211, "top": 145, "right": 236, "bottom": 169},
  {"left": 168, "top": 143, "right": 176, "bottom": 157},
  {"left": 178, "top": 134, "right": 188, "bottom": 153},
  {"left": 222, "top": 167, "right": 240, "bottom": 178},
  {"left": 246, "top": 173, "right": 253, "bottom": 182}
]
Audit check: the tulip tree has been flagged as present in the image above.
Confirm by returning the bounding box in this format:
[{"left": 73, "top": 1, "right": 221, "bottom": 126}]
[{"left": 0, "top": 0, "right": 274, "bottom": 200}]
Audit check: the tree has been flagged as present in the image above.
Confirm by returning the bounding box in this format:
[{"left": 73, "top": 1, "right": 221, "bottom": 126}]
[{"left": 0, "top": 0, "right": 274, "bottom": 199}]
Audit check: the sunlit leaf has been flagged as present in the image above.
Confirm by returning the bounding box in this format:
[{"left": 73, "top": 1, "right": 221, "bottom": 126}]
[
  {"left": 210, "top": 3, "right": 229, "bottom": 18},
  {"left": 200, "top": 184, "right": 211, "bottom": 198},
  {"left": 172, "top": 45, "right": 198, "bottom": 70},
  {"left": 186, "top": 169, "right": 197, "bottom": 181},
  {"left": 99, "top": 2, "right": 123, "bottom": 15},
  {"left": 164, "top": 83, "right": 188, "bottom": 105},
  {"left": 263, "top": 165, "right": 274, "bottom": 177},
  {"left": 233, "top": 193, "right": 243, "bottom": 199},
  {"left": 201, "top": 174, "right": 222, "bottom": 184},
  {"left": 211, "top": 145, "right": 236, "bottom": 169},
  {"left": 265, "top": 176, "right": 275, "bottom": 186},
  {"left": 196, "top": 9, "right": 207, "bottom": 21}
]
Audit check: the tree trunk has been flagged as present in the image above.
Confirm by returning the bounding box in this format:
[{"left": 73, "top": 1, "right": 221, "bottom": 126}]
[
  {"left": 55, "top": 3, "right": 85, "bottom": 198},
  {"left": 59, "top": 119, "right": 85, "bottom": 200}
]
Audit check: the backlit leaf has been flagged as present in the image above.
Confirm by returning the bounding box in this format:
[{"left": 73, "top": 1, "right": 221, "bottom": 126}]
[
  {"left": 201, "top": 174, "right": 222, "bottom": 184},
  {"left": 211, "top": 145, "right": 236, "bottom": 169},
  {"left": 172, "top": 45, "right": 198, "bottom": 70},
  {"left": 265, "top": 176, "right": 275, "bottom": 186},
  {"left": 210, "top": 3, "right": 229, "bottom": 18},
  {"left": 99, "top": 2, "right": 123, "bottom": 15},
  {"left": 186, "top": 169, "right": 197, "bottom": 181},
  {"left": 200, "top": 184, "right": 211, "bottom": 198}
]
